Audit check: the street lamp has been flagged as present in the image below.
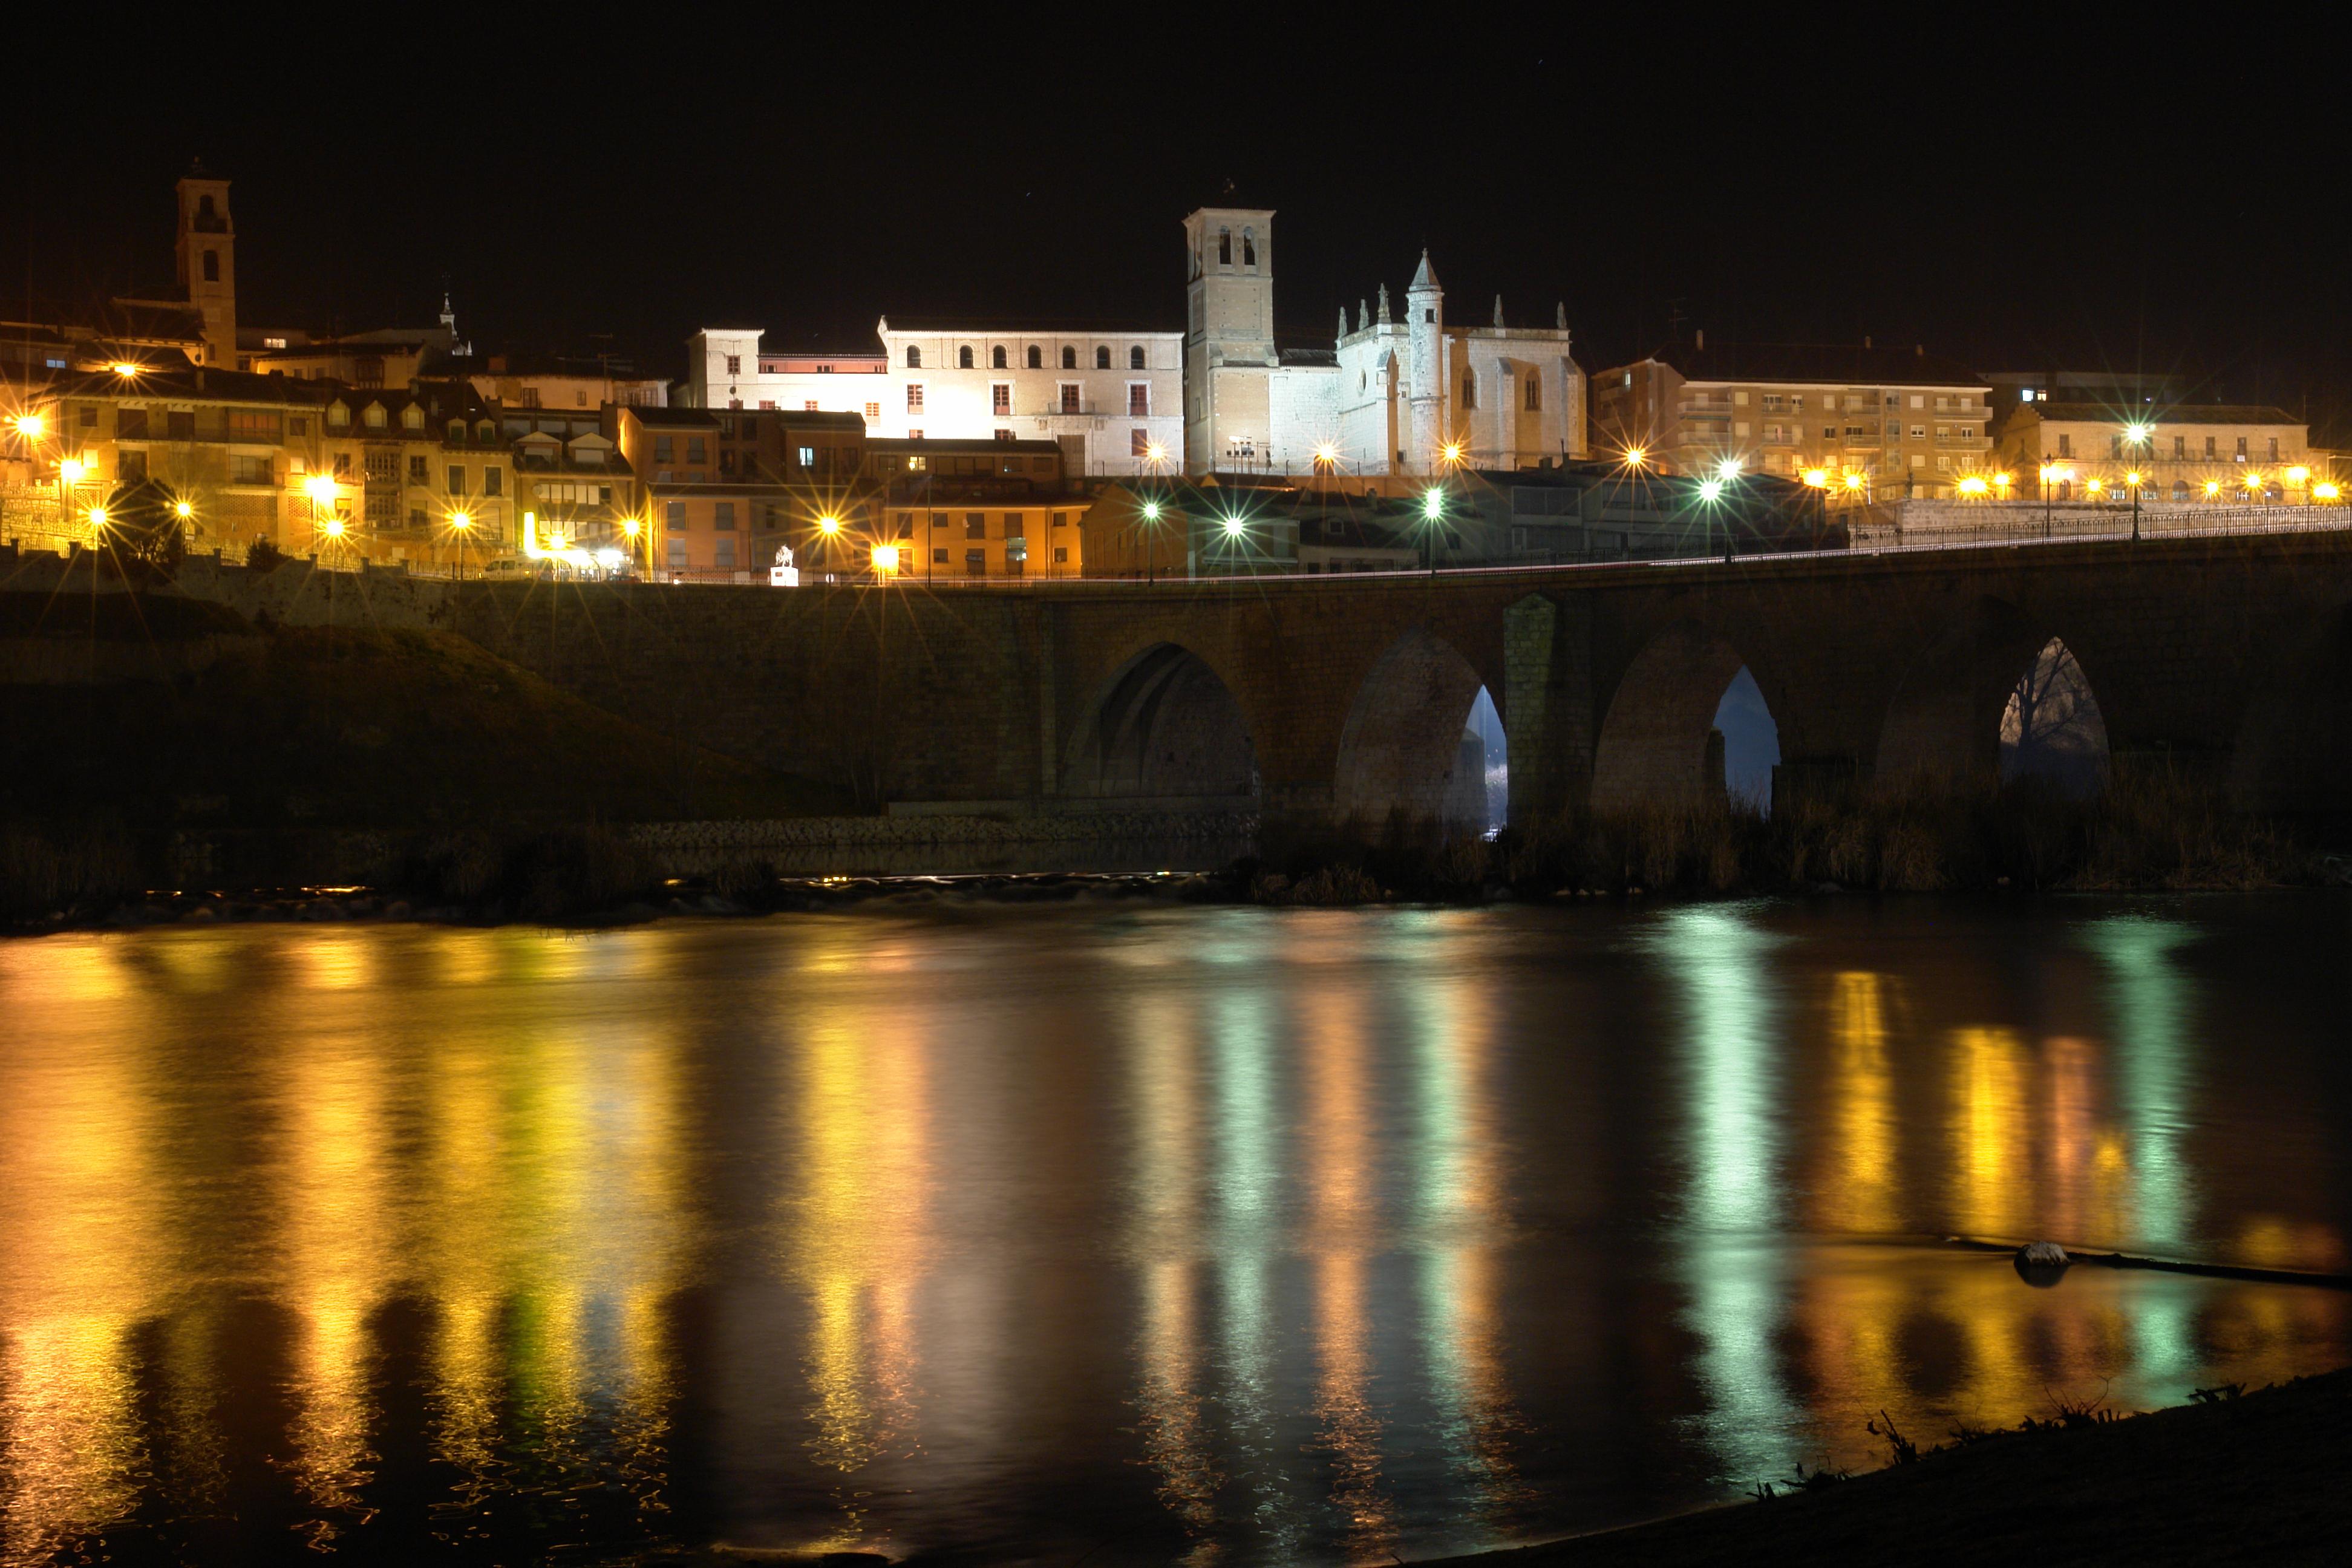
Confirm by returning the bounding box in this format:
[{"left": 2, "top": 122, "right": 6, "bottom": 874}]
[
  {"left": 2122, "top": 423, "right": 2152, "bottom": 541},
  {"left": 448, "top": 509, "right": 473, "bottom": 580},
  {"left": 622, "top": 514, "right": 643, "bottom": 574},
  {"left": 1138, "top": 496, "right": 1164, "bottom": 583},
  {"left": 1420, "top": 485, "right": 1447, "bottom": 570}
]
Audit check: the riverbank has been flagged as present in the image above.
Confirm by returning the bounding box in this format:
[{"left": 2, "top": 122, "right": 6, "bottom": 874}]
[{"left": 1429, "top": 1367, "right": 2352, "bottom": 1567}]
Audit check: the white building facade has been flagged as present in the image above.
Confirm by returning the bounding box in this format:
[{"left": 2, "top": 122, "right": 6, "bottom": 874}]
[
  {"left": 686, "top": 324, "right": 1183, "bottom": 477},
  {"left": 1183, "top": 204, "right": 1587, "bottom": 475}
]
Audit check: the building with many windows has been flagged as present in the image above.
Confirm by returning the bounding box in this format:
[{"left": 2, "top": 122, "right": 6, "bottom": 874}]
[
  {"left": 864, "top": 437, "right": 1083, "bottom": 580},
  {"left": 685, "top": 321, "right": 1183, "bottom": 479},
  {"left": 1993, "top": 402, "right": 2324, "bottom": 503},
  {"left": 613, "top": 405, "right": 877, "bottom": 578},
  {"left": 1589, "top": 338, "right": 1993, "bottom": 497}
]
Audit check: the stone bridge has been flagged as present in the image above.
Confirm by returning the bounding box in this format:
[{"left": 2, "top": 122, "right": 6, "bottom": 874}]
[{"left": 454, "top": 533, "right": 2352, "bottom": 827}]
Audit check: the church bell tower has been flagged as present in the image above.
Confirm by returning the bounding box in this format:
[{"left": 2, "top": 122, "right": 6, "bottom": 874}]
[
  {"left": 1182, "top": 203, "right": 1276, "bottom": 473},
  {"left": 174, "top": 163, "right": 237, "bottom": 368}
]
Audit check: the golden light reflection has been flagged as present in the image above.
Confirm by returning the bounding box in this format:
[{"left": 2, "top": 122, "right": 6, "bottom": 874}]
[
  {"left": 1819, "top": 973, "right": 1898, "bottom": 1233},
  {"left": 784, "top": 997, "right": 932, "bottom": 1548},
  {"left": 1950, "top": 1027, "right": 2028, "bottom": 1240}
]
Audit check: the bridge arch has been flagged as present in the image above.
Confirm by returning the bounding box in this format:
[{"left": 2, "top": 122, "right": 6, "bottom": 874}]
[
  {"left": 1877, "top": 596, "right": 2111, "bottom": 791},
  {"left": 1590, "top": 620, "right": 1774, "bottom": 813},
  {"left": 1331, "top": 627, "right": 1494, "bottom": 832},
  {"left": 1063, "top": 641, "right": 1258, "bottom": 801}
]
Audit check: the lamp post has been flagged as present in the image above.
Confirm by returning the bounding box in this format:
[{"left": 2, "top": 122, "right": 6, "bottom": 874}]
[
  {"left": 2123, "top": 422, "right": 2152, "bottom": 541},
  {"left": 449, "top": 509, "right": 473, "bottom": 580},
  {"left": 1139, "top": 496, "right": 1163, "bottom": 584},
  {"left": 1419, "top": 484, "right": 1446, "bottom": 572}
]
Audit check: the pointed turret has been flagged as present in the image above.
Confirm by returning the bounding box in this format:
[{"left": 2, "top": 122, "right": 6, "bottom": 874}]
[
  {"left": 1339, "top": 304, "right": 1350, "bottom": 339},
  {"left": 1411, "top": 248, "right": 1440, "bottom": 290},
  {"left": 1493, "top": 294, "right": 1504, "bottom": 328},
  {"left": 1376, "top": 284, "right": 1391, "bottom": 324},
  {"left": 1556, "top": 301, "right": 1567, "bottom": 330}
]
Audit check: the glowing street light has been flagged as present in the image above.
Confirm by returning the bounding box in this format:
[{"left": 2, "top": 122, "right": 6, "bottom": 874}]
[
  {"left": 2314, "top": 480, "right": 2342, "bottom": 502},
  {"left": 448, "top": 508, "right": 473, "bottom": 579},
  {"left": 1800, "top": 467, "right": 1831, "bottom": 489},
  {"left": 2084, "top": 477, "right": 2104, "bottom": 496},
  {"left": 1220, "top": 515, "right": 1244, "bottom": 538},
  {"left": 1716, "top": 457, "right": 1742, "bottom": 480},
  {"left": 110, "top": 362, "right": 140, "bottom": 379},
  {"left": 1143, "top": 440, "right": 1168, "bottom": 468},
  {"left": 12, "top": 413, "right": 44, "bottom": 439},
  {"left": 1843, "top": 471, "right": 1868, "bottom": 494},
  {"left": 59, "top": 457, "right": 85, "bottom": 486},
  {"left": 87, "top": 505, "right": 109, "bottom": 529},
  {"left": 1621, "top": 445, "right": 1647, "bottom": 470},
  {"left": 1312, "top": 442, "right": 1339, "bottom": 472},
  {"left": 2203, "top": 479, "right": 2222, "bottom": 499},
  {"left": 321, "top": 517, "right": 345, "bottom": 540},
  {"left": 173, "top": 499, "right": 193, "bottom": 519},
  {"left": 1697, "top": 477, "right": 1724, "bottom": 503},
  {"left": 815, "top": 514, "right": 841, "bottom": 534},
  {"left": 1440, "top": 440, "right": 1465, "bottom": 467},
  {"left": 2121, "top": 422, "right": 2153, "bottom": 540},
  {"left": 1420, "top": 487, "right": 1445, "bottom": 521},
  {"left": 871, "top": 543, "right": 900, "bottom": 573},
  {"left": 1956, "top": 474, "right": 1990, "bottom": 497}
]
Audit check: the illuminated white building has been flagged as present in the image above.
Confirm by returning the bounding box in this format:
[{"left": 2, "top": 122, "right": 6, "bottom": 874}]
[
  {"left": 1183, "top": 204, "right": 1587, "bottom": 475},
  {"left": 685, "top": 323, "right": 1183, "bottom": 477}
]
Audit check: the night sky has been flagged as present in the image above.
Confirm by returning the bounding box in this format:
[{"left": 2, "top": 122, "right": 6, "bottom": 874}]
[{"left": 10, "top": 19, "right": 2350, "bottom": 438}]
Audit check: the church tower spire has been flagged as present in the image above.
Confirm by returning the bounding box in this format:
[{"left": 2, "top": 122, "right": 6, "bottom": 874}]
[{"left": 1406, "top": 250, "right": 1445, "bottom": 470}]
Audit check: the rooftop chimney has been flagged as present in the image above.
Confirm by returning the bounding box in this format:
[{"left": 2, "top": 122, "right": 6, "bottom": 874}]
[{"left": 1696, "top": 328, "right": 1705, "bottom": 350}]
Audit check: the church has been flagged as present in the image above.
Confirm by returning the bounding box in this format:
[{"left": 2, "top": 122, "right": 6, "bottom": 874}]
[{"left": 1182, "top": 204, "right": 1587, "bottom": 475}]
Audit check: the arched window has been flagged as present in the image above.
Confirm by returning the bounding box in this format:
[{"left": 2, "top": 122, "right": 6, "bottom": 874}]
[
  {"left": 1242, "top": 227, "right": 1256, "bottom": 266},
  {"left": 197, "top": 193, "right": 216, "bottom": 220},
  {"left": 1218, "top": 228, "right": 1231, "bottom": 265},
  {"left": 991, "top": 345, "right": 1007, "bottom": 369},
  {"left": 1027, "top": 345, "right": 1041, "bottom": 369},
  {"left": 1062, "top": 346, "right": 1076, "bottom": 370},
  {"left": 1095, "top": 345, "right": 1111, "bottom": 370},
  {"left": 1461, "top": 368, "right": 1477, "bottom": 409},
  {"left": 1129, "top": 345, "right": 1145, "bottom": 370},
  {"left": 1524, "top": 375, "right": 1541, "bottom": 412},
  {"left": 958, "top": 345, "right": 974, "bottom": 369},
  {"left": 906, "top": 346, "right": 921, "bottom": 368}
]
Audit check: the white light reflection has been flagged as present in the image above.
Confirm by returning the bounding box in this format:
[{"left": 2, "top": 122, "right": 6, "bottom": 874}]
[{"left": 1641, "top": 904, "right": 1802, "bottom": 1484}]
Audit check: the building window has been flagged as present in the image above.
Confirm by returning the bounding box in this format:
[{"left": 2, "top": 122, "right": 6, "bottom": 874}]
[
  {"left": 231, "top": 454, "right": 273, "bottom": 484},
  {"left": 1461, "top": 368, "right": 1476, "bottom": 409},
  {"left": 965, "top": 512, "right": 986, "bottom": 538},
  {"left": 116, "top": 407, "right": 149, "bottom": 439},
  {"left": 2111, "top": 434, "right": 2124, "bottom": 457},
  {"left": 1060, "top": 384, "right": 1081, "bottom": 414},
  {"left": 410, "top": 509, "right": 426, "bottom": 530},
  {"left": 1062, "top": 345, "right": 1076, "bottom": 370},
  {"left": 716, "top": 535, "right": 736, "bottom": 569},
  {"left": 2057, "top": 434, "right": 2072, "bottom": 457},
  {"left": 1054, "top": 547, "right": 1068, "bottom": 564},
  {"left": 895, "top": 513, "right": 914, "bottom": 539},
  {"left": 865, "top": 402, "right": 880, "bottom": 420},
  {"left": 907, "top": 384, "right": 924, "bottom": 413},
  {"left": 1525, "top": 376, "right": 1541, "bottom": 411},
  {"left": 1131, "top": 428, "right": 1150, "bottom": 456},
  {"left": 447, "top": 466, "right": 466, "bottom": 494},
  {"left": 1241, "top": 228, "right": 1255, "bottom": 266},
  {"left": 933, "top": 547, "right": 948, "bottom": 564},
  {"left": 958, "top": 345, "right": 974, "bottom": 369},
  {"left": 991, "top": 345, "right": 1007, "bottom": 369},
  {"left": 667, "top": 535, "right": 687, "bottom": 568},
  {"left": 725, "top": 354, "right": 740, "bottom": 376},
  {"left": 798, "top": 445, "right": 816, "bottom": 468},
  {"left": 1425, "top": 309, "right": 1434, "bottom": 322},
  {"left": 2269, "top": 437, "right": 2280, "bottom": 459},
  {"left": 667, "top": 501, "right": 686, "bottom": 530},
  {"left": 687, "top": 437, "right": 707, "bottom": 463},
  {"left": 993, "top": 384, "right": 1011, "bottom": 416},
  {"left": 1218, "top": 227, "right": 1231, "bottom": 264},
  {"left": 906, "top": 347, "right": 921, "bottom": 368},
  {"left": 655, "top": 435, "right": 673, "bottom": 463},
  {"left": 202, "top": 250, "right": 219, "bottom": 283},
  {"left": 2174, "top": 435, "right": 2187, "bottom": 459},
  {"left": 483, "top": 467, "right": 501, "bottom": 496},
  {"left": 1094, "top": 345, "right": 1111, "bottom": 370},
  {"left": 965, "top": 549, "right": 986, "bottom": 575},
  {"left": 1128, "top": 384, "right": 1149, "bottom": 416},
  {"left": 805, "top": 400, "right": 818, "bottom": 413},
  {"left": 2237, "top": 436, "right": 2249, "bottom": 458},
  {"left": 907, "top": 428, "right": 922, "bottom": 440},
  {"left": 2206, "top": 436, "right": 2217, "bottom": 458},
  {"left": 117, "top": 448, "right": 148, "bottom": 483},
  {"left": 1054, "top": 511, "right": 1071, "bottom": 528},
  {"left": 715, "top": 502, "right": 736, "bottom": 529},
  {"left": 1129, "top": 345, "right": 1145, "bottom": 370},
  {"left": 995, "top": 429, "right": 1014, "bottom": 442}
]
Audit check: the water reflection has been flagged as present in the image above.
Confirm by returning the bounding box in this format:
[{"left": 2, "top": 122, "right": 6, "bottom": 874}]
[{"left": 0, "top": 901, "right": 2343, "bottom": 1566}]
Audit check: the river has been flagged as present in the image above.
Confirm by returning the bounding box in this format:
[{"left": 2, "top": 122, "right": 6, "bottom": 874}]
[{"left": 1, "top": 895, "right": 2346, "bottom": 1565}]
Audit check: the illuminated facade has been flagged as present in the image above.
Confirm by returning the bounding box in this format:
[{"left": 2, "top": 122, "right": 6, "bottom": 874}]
[
  {"left": 867, "top": 437, "right": 1083, "bottom": 580},
  {"left": 1184, "top": 204, "right": 1587, "bottom": 476},
  {"left": 1590, "top": 339, "right": 1993, "bottom": 496},
  {"left": 686, "top": 324, "right": 1185, "bottom": 479},
  {"left": 1994, "top": 402, "right": 2323, "bottom": 503}
]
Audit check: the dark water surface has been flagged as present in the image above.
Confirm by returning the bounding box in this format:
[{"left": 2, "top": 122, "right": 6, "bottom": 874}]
[{"left": 2, "top": 897, "right": 2348, "bottom": 1565}]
